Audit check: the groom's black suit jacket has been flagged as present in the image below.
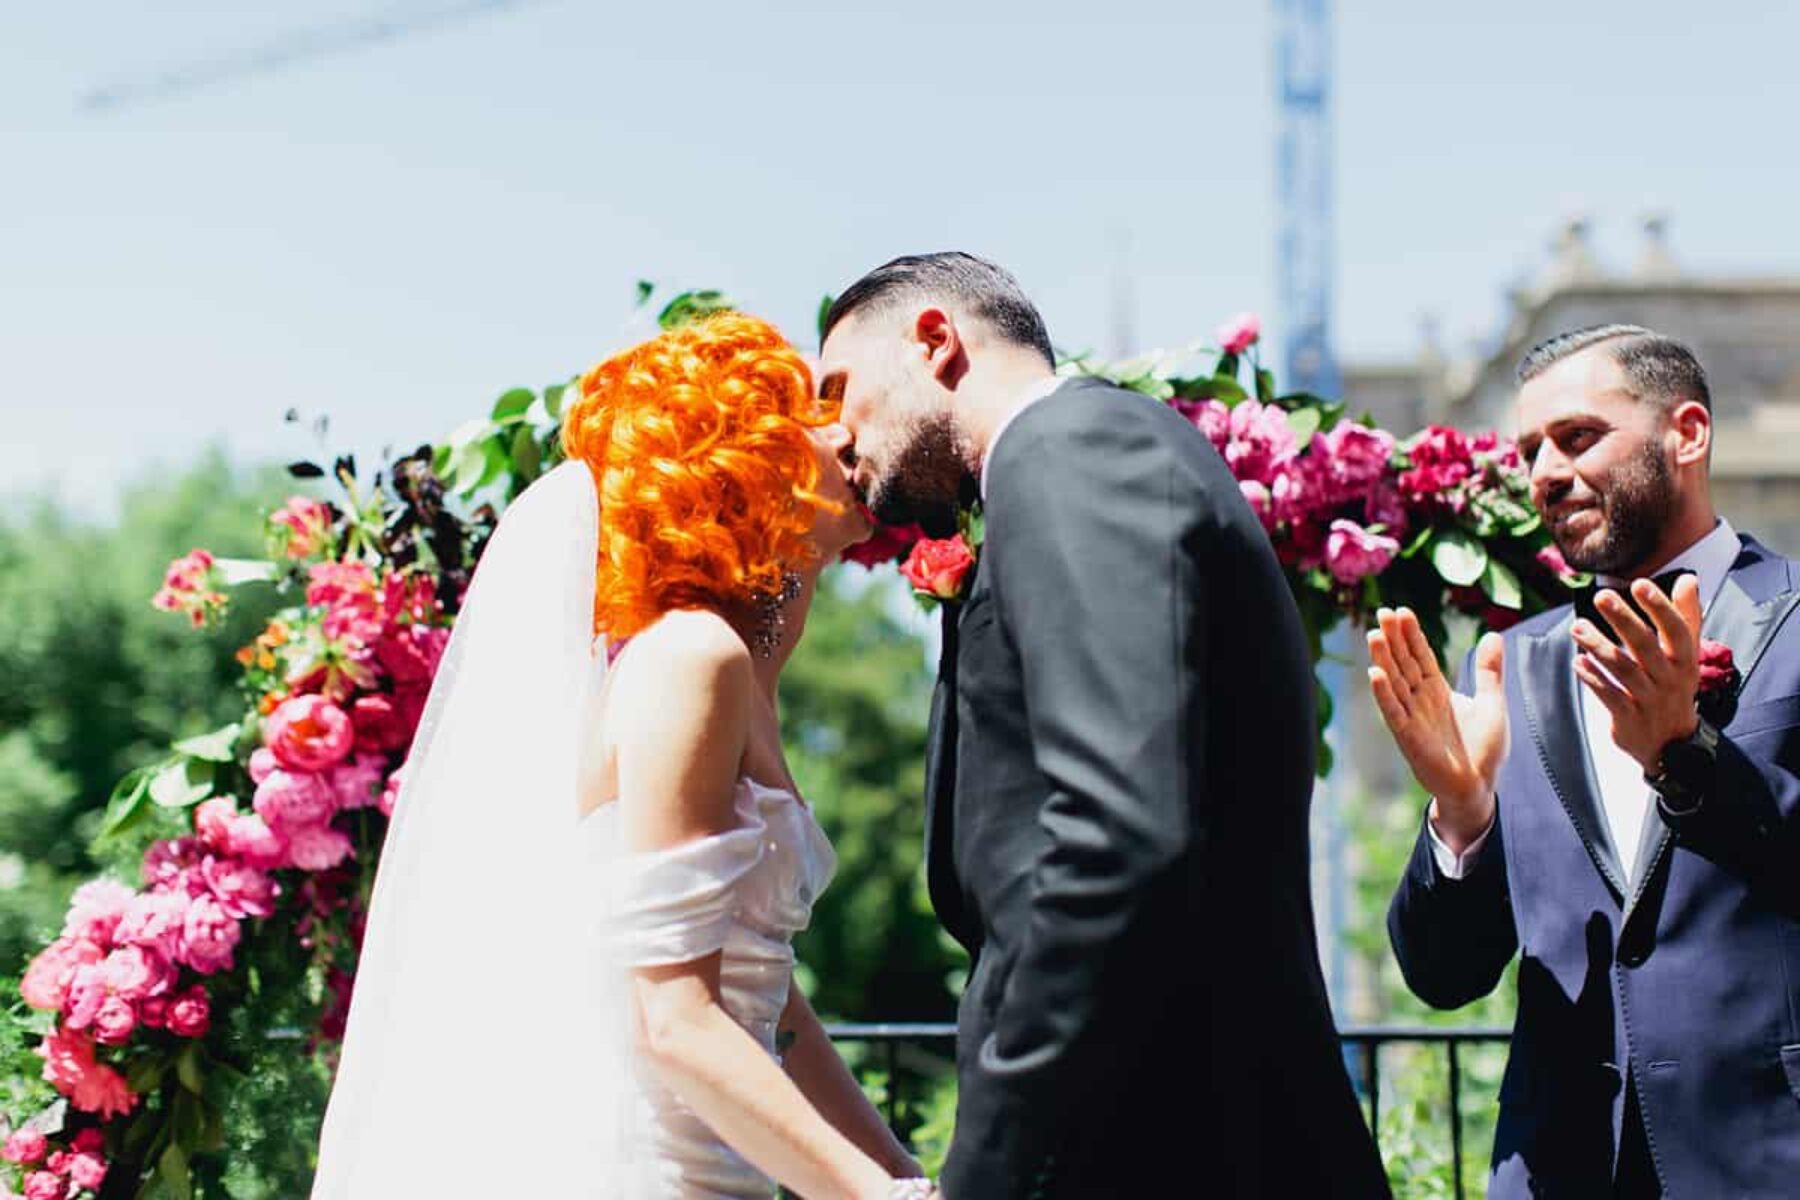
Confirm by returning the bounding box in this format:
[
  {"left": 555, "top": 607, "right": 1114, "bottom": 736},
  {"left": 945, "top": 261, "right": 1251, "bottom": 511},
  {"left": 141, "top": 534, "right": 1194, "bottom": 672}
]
[{"left": 925, "top": 378, "right": 1388, "bottom": 1199}]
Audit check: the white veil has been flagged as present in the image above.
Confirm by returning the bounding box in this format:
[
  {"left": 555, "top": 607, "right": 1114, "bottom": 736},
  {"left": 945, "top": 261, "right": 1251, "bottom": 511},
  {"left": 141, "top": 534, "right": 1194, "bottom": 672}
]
[{"left": 313, "top": 460, "right": 639, "bottom": 1196}]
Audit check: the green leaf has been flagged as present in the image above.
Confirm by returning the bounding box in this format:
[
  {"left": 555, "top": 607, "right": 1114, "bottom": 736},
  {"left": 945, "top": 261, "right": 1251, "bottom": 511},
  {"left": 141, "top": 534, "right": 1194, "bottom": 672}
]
[
  {"left": 816, "top": 293, "right": 835, "bottom": 342},
  {"left": 447, "top": 439, "right": 488, "bottom": 495},
  {"left": 1256, "top": 368, "right": 1276, "bottom": 404},
  {"left": 1285, "top": 407, "right": 1322, "bottom": 444},
  {"left": 149, "top": 758, "right": 213, "bottom": 809},
  {"left": 475, "top": 435, "right": 509, "bottom": 491},
  {"left": 171, "top": 722, "right": 240, "bottom": 762},
  {"left": 1187, "top": 375, "right": 1248, "bottom": 405},
  {"left": 657, "top": 289, "right": 733, "bottom": 330},
  {"left": 125, "top": 1053, "right": 169, "bottom": 1093},
  {"left": 159, "top": 1142, "right": 193, "bottom": 1200},
  {"left": 490, "top": 387, "right": 536, "bottom": 424},
  {"left": 1481, "top": 557, "right": 1524, "bottom": 609},
  {"left": 1402, "top": 523, "right": 1435, "bottom": 557},
  {"left": 176, "top": 1044, "right": 205, "bottom": 1095},
  {"left": 1428, "top": 529, "right": 1489, "bottom": 587},
  {"left": 446, "top": 416, "right": 492, "bottom": 451},
  {"left": 98, "top": 767, "right": 153, "bottom": 842},
  {"left": 211, "top": 557, "right": 277, "bottom": 586},
  {"left": 544, "top": 382, "right": 568, "bottom": 423},
  {"left": 510, "top": 424, "right": 542, "bottom": 484},
  {"left": 635, "top": 279, "right": 655, "bottom": 307},
  {"left": 1214, "top": 351, "right": 1239, "bottom": 380}
]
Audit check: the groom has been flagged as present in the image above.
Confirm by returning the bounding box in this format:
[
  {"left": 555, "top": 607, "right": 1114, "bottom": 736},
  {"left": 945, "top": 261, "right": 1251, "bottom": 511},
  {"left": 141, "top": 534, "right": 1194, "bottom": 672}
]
[{"left": 820, "top": 253, "right": 1388, "bottom": 1198}]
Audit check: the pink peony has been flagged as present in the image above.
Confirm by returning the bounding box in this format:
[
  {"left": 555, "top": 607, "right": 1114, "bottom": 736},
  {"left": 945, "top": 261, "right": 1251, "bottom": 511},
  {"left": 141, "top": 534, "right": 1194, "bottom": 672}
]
[
  {"left": 1223, "top": 400, "right": 1299, "bottom": 486},
  {"left": 166, "top": 986, "right": 211, "bottom": 1039},
  {"left": 1173, "top": 397, "right": 1230, "bottom": 451},
  {"left": 100, "top": 945, "right": 174, "bottom": 1002},
  {"left": 1324, "top": 520, "right": 1400, "bottom": 585},
  {"left": 199, "top": 856, "right": 276, "bottom": 920},
  {"left": 91, "top": 996, "right": 137, "bottom": 1046},
  {"left": 178, "top": 895, "right": 241, "bottom": 975},
  {"left": 1398, "top": 425, "right": 1475, "bottom": 508},
  {"left": 1270, "top": 456, "right": 1326, "bottom": 526},
  {"left": 1238, "top": 480, "right": 1277, "bottom": 532},
  {"left": 21, "top": 939, "right": 105, "bottom": 1013},
  {"left": 253, "top": 768, "right": 336, "bottom": 831},
  {"left": 69, "top": 1131, "right": 101, "bottom": 1156},
  {"left": 264, "top": 696, "right": 355, "bottom": 772},
  {"left": 66, "top": 1152, "right": 107, "bottom": 1191},
  {"left": 140, "top": 838, "right": 200, "bottom": 892},
  {"left": 224, "top": 813, "right": 286, "bottom": 869},
  {"left": 114, "top": 890, "right": 188, "bottom": 960},
  {"left": 61, "top": 965, "right": 107, "bottom": 1030},
  {"left": 37, "top": 1029, "right": 136, "bottom": 1119},
  {"left": 1216, "top": 311, "right": 1261, "bottom": 355},
  {"left": 1364, "top": 482, "right": 1410, "bottom": 539},
  {"left": 1320, "top": 423, "right": 1397, "bottom": 499},
  {"left": 328, "top": 754, "right": 386, "bottom": 811},
  {"left": 21, "top": 1172, "right": 62, "bottom": 1200},
  {"left": 284, "top": 824, "right": 354, "bottom": 872},
  {"left": 193, "top": 797, "right": 237, "bottom": 852},
  {"left": 841, "top": 521, "right": 924, "bottom": 569},
  {"left": 270, "top": 496, "right": 332, "bottom": 560},
  {"left": 43, "top": 1152, "right": 67, "bottom": 1176},
  {"left": 61, "top": 881, "right": 137, "bottom": 949},
  {"left": 247, "top": 746, "right": 280, "bottom": 786},
  {"left": 1535, "top": 543, "right": 1575, "bottom": 579},
  {"left": 2, "top": 1130, "right": 46, "bottom": 1165}
]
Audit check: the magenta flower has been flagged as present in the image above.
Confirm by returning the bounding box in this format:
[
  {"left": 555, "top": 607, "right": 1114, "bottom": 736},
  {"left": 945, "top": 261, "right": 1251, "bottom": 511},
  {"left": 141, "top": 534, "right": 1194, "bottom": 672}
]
[
  {"left": 1324, "top": 520, "right": 1400, "bottom": 584},
  {"left": 284, "top": 824, "right": 354, "bottom": 872},
  {"left": 194, "top": 797, "right": 237, "bottom": 853},
  {"left": 264, "top": 695, "right": 356, "bottom": 772},
  {"left": 2, "top": 1129, "right": 47, "bottom": 1166},
  {"left": 166, "top": 985, "right": 211, "bottom": 1038},
  {"left": 22, "top": 1170, "right": 64, "bottom": 1200},
  {"left": 178, "top": 895, "right": 241, "bottom": 976},
  {"left": 61, "top": 880, "right": 136, "bottom": 949},
  {"left": 1238, "top": 480, "right": 1277, "bottom": 532},
  {"left": 91, "top": 995, "right": 137, "bottom": 1046},
  {"left": 378, "top": 771, "right": 403, "bottom": 818},
  {"left": 100, "top": 945, "right": 174, "bottom": 1002},
  {"left": 270, "top": 495, "right": 332, "bottom": 561},
  {"left": 67, "top": 1150, "right": 109, "bottom": 1191},
  {"left": 328, "top": 754, "right": 386, "bottom": 811},
  {"left": 1173, "top": 397, "right": 1231, "bottom": 452},
  {"left": 1217, "top": 311, "right": 1261, "bottom": 355},
  {"left": 253, "top": 768, "right": 336, "bottom": 831},
  {"left": 1320, "top": 423, "right": 1396, "bottom": 500},
  {"left": 1223, "top": 400, "right": 1299, "bottom": 486},
  {"left": 200, "top": 856, "right": 276, "bottom": 920},
  {"left": 21, "top": 939, "right": 105, "bottom": 1013},
  {"left": 112, "top": 891, "right": 188, "bottom": 961},
  {"left": 224, "top": 812, "right": 286, "bottom": 869}
]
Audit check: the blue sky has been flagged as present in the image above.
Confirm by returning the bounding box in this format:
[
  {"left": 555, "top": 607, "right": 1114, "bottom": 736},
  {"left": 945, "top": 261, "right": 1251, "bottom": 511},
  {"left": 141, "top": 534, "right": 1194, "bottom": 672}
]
[{"left": 6, "top": 1, "right": 1797, "bottom": 513}]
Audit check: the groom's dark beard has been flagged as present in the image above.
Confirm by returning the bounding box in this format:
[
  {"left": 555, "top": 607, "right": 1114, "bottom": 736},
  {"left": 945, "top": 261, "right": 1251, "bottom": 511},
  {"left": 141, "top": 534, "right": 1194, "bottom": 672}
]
[{"left": 872, "top": 411, "right": 977, "bottom": 539}]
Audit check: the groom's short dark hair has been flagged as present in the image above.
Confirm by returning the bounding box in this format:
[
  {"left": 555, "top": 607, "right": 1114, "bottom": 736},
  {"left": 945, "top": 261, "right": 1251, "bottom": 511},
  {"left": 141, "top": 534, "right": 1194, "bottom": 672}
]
[
  {"left": 1517, "top": 323, "right": 1711, "bottom": 412},
  {"left": 822, "top": 252, "right": 1055, "bottom": 368}
]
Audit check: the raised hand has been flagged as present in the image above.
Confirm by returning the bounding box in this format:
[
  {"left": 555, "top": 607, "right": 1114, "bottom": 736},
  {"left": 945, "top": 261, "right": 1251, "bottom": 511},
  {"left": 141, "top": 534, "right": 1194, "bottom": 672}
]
[
  {"left": 1570, "top": 573, "right": 1704, "bottom": 771},
  {"left": 1367, "top": 607, "right": 1508, "bottom": 852}
]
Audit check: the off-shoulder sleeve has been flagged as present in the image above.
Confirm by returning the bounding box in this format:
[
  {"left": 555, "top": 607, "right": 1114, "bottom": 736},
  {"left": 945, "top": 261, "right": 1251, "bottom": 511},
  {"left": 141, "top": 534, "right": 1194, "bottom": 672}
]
[{"left": 609, "top": 799, "right": 766, "bottom": 967}]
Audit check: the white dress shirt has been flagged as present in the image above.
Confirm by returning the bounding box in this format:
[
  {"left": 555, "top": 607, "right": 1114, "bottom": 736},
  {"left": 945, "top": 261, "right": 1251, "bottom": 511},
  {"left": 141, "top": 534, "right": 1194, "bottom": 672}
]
[
  {"left": 978, "top": 374, "right": 1067, "bottom": 502},
  {"left": 1431, "top": 518, "right": 1741, "bottom": 880}
]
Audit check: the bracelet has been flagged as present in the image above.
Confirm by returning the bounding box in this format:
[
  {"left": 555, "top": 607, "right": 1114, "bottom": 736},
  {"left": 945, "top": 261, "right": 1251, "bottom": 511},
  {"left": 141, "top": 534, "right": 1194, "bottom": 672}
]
[{"left": 889, "top": 1180, "right": 935, "bottom": 1200}]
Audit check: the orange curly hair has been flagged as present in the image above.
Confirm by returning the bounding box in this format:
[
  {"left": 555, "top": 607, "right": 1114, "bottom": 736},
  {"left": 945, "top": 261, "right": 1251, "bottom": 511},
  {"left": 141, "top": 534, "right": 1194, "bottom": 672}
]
[{"left": 562, "top": 312, "right": 838, "bottom": 641}]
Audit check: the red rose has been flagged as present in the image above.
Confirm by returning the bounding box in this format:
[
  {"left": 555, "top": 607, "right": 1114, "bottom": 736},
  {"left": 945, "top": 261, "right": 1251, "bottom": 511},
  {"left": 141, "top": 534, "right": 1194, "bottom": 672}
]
[{"left": 900, "top": 535, "right": 976, "bottom": 600}]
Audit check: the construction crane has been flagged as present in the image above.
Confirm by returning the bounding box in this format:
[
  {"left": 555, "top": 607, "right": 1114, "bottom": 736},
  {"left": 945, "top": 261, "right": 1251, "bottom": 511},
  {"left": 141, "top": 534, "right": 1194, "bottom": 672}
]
[{"left": 80, "top": 0, "right": 543, "bottom": 113}]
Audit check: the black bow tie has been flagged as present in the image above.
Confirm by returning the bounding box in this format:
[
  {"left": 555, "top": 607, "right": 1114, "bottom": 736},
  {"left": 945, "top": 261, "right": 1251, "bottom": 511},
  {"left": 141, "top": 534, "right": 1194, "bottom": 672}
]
[{"left": 1573, "top": 568, "right": 1695, "bottom": 643}]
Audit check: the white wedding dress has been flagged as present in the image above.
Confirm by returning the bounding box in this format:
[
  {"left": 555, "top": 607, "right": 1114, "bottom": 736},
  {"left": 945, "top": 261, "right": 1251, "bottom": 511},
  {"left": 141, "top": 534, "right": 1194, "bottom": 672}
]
[
  {"left": 596, "top": 776, "right": 837, "bottom": 1198},
  {"left": 311, "top": 462, "right": 837, "bottom": 1198}
]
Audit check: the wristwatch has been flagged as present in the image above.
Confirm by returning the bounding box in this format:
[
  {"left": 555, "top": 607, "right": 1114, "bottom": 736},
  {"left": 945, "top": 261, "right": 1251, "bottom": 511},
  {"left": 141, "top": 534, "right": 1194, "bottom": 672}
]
[{"left": 1646, "top": 716, "right": 1720, "bottom": 819}]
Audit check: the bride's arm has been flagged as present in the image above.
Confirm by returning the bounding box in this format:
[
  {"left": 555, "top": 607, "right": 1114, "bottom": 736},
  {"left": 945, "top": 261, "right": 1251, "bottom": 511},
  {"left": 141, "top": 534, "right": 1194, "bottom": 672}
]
[
  {"left": 778, "top": 980, "right": 924, "bottom": 1179},
  {"left": 610, "top": 614, "right": 897, "bottom": 1200}
]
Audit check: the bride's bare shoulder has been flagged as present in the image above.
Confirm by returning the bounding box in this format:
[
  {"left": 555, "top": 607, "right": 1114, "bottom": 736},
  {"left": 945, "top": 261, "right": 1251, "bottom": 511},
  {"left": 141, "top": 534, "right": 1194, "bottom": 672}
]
[{"left": 611, "top": 610, "right": 751, "bottom": 701}]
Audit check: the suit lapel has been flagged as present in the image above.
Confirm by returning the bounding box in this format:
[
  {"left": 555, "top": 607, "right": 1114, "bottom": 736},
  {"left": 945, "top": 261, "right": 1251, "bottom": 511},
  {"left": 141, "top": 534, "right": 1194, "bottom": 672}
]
[
  {"left": 1519, "top": 614, "right": 1628, "bottom": 901},
  {"left": 1623, "top": 546, "right": 1800, "bottom": 913}
]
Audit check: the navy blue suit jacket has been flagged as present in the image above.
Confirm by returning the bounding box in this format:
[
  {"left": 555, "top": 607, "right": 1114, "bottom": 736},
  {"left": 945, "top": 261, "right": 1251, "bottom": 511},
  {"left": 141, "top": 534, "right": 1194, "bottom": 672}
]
[{"left": 1389, "top": 534, "right": 1800, "bottom": 1197}]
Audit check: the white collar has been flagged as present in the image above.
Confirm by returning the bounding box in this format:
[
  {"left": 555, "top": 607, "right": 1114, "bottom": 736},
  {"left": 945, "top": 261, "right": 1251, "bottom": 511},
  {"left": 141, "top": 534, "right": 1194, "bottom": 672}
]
[
  {"left": 1598, "top": 517, "right": 1740, "bottom": 614},
  {"left": 978, "top": 374, "right": 1064, "bottom": 501}
]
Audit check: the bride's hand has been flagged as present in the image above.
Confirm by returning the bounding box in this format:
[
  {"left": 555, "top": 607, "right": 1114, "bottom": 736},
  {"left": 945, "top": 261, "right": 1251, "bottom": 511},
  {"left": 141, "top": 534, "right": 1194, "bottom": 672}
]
[{"left": 1367, "top": 607, "right": 1507, "bottom": 852}]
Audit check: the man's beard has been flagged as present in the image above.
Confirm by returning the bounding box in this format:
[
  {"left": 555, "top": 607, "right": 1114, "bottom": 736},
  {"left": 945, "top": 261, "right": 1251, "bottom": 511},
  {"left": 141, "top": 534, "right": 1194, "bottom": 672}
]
[
  {"left": 1554, "top": 440, "right": 1676, "bottom": 575},
  {"left": 866, "top": 411, "right": 976, "bottom": 539}
]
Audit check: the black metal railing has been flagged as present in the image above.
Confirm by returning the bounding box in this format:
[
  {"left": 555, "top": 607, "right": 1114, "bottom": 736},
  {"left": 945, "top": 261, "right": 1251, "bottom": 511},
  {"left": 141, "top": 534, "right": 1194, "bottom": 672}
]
[{"left": 826, "top": 1022, "right": 1511, "bottom": 1200}]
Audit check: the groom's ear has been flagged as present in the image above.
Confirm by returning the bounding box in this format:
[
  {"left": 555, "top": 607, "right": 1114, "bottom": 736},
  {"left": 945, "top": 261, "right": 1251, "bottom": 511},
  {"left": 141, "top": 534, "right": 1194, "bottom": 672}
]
[{"left": 912, "top": 306, "right": 967, "bottom": 388}]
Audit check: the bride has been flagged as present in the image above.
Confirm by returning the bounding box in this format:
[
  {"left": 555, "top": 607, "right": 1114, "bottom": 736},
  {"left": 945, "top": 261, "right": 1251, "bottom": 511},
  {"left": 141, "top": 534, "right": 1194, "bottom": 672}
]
[{"left": 311, "top": 313, "right": 933, "bottom": 1198}]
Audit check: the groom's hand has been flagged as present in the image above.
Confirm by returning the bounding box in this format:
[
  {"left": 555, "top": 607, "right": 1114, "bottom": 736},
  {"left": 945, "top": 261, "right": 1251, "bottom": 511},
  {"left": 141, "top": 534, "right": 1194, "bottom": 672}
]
[{"left": 1368, "top": 608, "right": 1507, "bottom": 853}]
